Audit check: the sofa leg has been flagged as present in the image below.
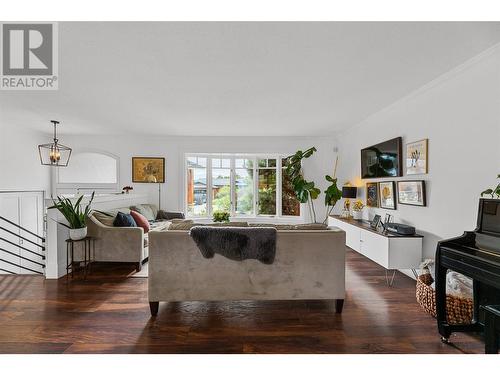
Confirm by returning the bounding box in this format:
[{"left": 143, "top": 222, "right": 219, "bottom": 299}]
[
  {"left": 335, "top": 299, "right": 344, "bottom": 314},
  {"left": 150, "top": 301, "right": 159, "bottom": 316},
  {"left": 135, "top": 262, "right": 142, "bottom": 272}
]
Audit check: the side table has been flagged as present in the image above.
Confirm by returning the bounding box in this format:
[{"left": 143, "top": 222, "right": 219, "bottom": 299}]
[{"left": 66, "top": 236, "right": 96, "bottom": 281}]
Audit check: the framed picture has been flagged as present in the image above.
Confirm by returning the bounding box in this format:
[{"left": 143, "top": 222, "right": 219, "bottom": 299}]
[
  {"left": 379, "top": 181, "right": 397, "bottom": 210},
  {"left": 366, "top": 182, "right": 379, "bottom": 207},
  {"left": 406, "top": 139, "right": 428, "bottom": 175},
  {"left": 397, "top": 180, "right": 426, "bottom": 206},
  {"left": 370, "top": 214, "right": 382, "bottom": 229},
  {"left": 132, "top": 157, "right": 165, "bottom": 183}
]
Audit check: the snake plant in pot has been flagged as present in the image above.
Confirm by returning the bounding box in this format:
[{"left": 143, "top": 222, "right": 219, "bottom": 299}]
[{"left": 48, "top": 192, "right": 95, "bottom": 240}]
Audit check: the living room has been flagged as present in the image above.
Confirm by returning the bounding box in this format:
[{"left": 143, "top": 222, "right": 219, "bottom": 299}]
[{"left": 1, "top": 1, "right": 500, "bottom": 372}]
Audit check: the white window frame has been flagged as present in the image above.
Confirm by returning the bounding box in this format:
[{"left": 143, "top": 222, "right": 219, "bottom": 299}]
[{"left": 184, "top": 153, "right": 303, "bottom": 221}]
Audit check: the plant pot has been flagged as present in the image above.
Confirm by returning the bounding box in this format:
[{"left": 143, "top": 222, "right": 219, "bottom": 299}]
[
  {"left": 352, "top": 211, "right": 363, "bottom": 220},
  {"left": 69, "top": 227, "right": 87, "bottom": 241}
]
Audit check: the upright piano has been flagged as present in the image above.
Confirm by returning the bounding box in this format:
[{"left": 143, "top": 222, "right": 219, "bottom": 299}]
[{"left": 436, "top": 198, "right": 500, "bottom": 342}]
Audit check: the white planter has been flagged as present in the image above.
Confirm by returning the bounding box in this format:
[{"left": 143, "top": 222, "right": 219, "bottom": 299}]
[
  {"left": 69, "top": 227, "right": 87, "bottom": 240},
  {"left": 352, "top": 211, "right": 363, "bottom": 220}
]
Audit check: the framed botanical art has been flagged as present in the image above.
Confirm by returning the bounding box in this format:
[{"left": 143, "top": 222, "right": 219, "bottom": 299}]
[
  {"left": 397, "top": 180, "right": 426, "bottom": 206},
  {"left": 379, "top": 181, "right": 397, "bottom": 210},
  {"left": 132, "top": 157, "right": 165, "bottom": 183},
  {"left": 406, "top": 139, "right": 428, "bottom": 175},
  {"left": 366, "top": 182, "right": 379, "bottom": 207}
]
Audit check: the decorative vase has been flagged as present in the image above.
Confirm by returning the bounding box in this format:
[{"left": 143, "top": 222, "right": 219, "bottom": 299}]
[
  {"left": 69, "top": 227, "right": 87, "bottom": 240},
  {"left": 352, "top": 210, "right": 363, "bottom": 220}
]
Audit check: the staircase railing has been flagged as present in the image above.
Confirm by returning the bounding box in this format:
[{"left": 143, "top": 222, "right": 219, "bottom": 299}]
[{"left": 0, "top": 215, "right": 45, "bottom": 275}]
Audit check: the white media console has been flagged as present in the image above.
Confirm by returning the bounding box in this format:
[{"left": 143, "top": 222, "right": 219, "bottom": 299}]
[{"left": 328, "top": 215, "right": 423, "bottom": 285}]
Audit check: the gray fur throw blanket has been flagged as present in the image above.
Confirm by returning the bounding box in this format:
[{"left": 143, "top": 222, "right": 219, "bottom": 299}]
[{"left": 189, "top": 226, "right": 277, "bottom": 264}]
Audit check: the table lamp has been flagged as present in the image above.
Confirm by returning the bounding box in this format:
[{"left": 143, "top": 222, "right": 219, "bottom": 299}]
[{"left": 341, "top": 186, "right": 357, "bottom": 218}]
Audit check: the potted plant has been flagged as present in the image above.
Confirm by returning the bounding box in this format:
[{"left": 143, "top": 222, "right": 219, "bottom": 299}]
[
  {"left": 481, "top": 174, "right": 500, "bottom": 199},
  {"left": 352, "top": 200, "right": 365, "bottom": 220},
  {"left": 213, "top": 210, "right": 230, "bottom": 223},
  {"left": 284, "top": 147, "right": 321, "bottom": 223},
  {"left": 49, "top": 192, "right": 95, "bottom": 240},
  {"left": 284, "top": 149, "right": 343, "bottom": 224},
  {"left": 323, "top": 156, "right": 342, "bottom": 223}
]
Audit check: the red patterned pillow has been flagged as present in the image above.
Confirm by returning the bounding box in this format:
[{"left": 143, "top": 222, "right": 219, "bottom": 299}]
[{"left": 130, "top": 210, "right": 150, "bottom": 233}]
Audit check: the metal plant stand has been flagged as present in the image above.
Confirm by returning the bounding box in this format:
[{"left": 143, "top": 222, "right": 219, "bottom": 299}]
[{"left": 66, "top": 237, "right": 95, "bottom": 281}]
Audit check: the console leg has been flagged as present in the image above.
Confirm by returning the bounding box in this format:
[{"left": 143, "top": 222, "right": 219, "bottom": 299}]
[
  {"left": 149, "top": 301, "right": 159, "bottom": 316},
  {"left": 135, "top": 262, "right": 142, "bottom": 272},
  {"left": 335, "top": 299, "right": 344, "bottom": 314}
]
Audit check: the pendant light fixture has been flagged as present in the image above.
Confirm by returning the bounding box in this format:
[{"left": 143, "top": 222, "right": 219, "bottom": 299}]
[{"left": 38, "top": 120, "right": 72, "bottom": 166}]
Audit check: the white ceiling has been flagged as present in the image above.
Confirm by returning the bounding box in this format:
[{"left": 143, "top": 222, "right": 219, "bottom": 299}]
[{"left": 2, "top": 22, "right": 500, "bottom": 136}]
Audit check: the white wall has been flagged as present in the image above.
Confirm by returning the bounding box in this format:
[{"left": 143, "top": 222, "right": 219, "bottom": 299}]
[
  {"left": 335, "top": 45, "right": 500, "bottom": 262},
  {"left": 58, "top": 134, "right": 337, "bottom": 223},
  {"left": 0, "top": 125, "right": 51, "bottom": 194}
]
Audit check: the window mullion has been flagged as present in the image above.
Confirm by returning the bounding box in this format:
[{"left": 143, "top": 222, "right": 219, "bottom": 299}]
[
  {"left": 254, "top": 156, "right": 258, "bottom": 217},
  {"left": 230, "top": 157, "right": 235, "bottom": 217},
  {"left": 277, "top": 155, "right": 282, "bottom": 219},
  {"left": 207, "top": 157, "right": 212, "bottom": 218}
]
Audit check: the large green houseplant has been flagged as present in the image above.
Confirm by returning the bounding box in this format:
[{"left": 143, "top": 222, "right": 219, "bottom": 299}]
[
  {"left": 49, "top": 192, "right": 95, "bottom": 240},
  {"left": 323, "top": 156, "right": 342, "bottom": 223},
  {"left": 284, "top": 147, "right": 321, "bottom": 223},
  {"left": 284, "top": 148, "right": 342, "bottom": 223}
]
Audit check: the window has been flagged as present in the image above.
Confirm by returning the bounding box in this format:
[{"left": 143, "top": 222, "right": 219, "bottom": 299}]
[
  {"left": 281, "top": 158, "right": 301, "bottom": 216},
  {"left": 186, "top": 156, "right": 207, "bottom": 217},
  {"left": 211, "top": 158, "right": 231, "bottom": 213},
  {"left": 185, "top": 154, "right": 301, "bottom": 219},
  {"left": 257, "top": 158, "right": 276, "bottom": 215},
  {"left": 234, "top": 158, "right": 254, "bottom": 215}
]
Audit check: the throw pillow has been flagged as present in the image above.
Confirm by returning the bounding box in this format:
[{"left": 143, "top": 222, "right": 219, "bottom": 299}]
[
  {"left": 113, "top": 212, "right": 137, "bottom": 227},
  {"left": 130, "top": 210, "right": 150, "bottom": 233},
  {"left": 156, "top": 210, "right": 185, "bottom": 220},
  {"left": 130, "top": 204, "right": 156, "bottom": 221},
  {"left": 168, "top": 220, "right": 195, "bottom": 230},
  {"left": 92, "top": 211, "right": 115, "bottom": 227}
]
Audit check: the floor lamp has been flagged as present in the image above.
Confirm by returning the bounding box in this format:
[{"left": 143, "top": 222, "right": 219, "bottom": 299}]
[{"left": 158, "top": 182, "right": 161, "bottom": 209}]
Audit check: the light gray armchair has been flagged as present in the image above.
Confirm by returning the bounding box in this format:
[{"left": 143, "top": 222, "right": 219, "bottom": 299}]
[{"left": 87, "top": 214, "right": 147, "bottom": 271}]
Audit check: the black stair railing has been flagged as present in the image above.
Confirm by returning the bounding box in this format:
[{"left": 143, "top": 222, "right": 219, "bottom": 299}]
[
  {"left": 0, "top": 215, "right": 45, "bottom": 275},
  {"left": 0, "top": 215, "right": 45, "bottom": 242}
]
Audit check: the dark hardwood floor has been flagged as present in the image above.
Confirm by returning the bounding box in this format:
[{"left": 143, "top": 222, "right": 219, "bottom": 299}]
[{"left": 0, "top": 250, "right": 484, "bottom": 354}]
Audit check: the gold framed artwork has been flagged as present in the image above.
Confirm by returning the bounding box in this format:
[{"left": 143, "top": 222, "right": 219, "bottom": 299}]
[
  {"left": 132, "top": 157, "right": 165, "bottom": 183},
  {"left": 397, "top": 180, "right": 426, "bottom": 207},
  {"left": 379, "top": 181, "right": 396, "bottom": 210},
  {"left": 406, "top": 139, "right": 428, "bottom": 175},
  {"left": 366, "top": 182, "right": 379, "bottom": 207}
]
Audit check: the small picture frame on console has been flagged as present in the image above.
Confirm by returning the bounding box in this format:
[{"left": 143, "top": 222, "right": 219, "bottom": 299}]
[
  {"left": 397, "top": 180, "right": 426, "bottom": 207},
  {"left": 379, "top": 181, "right": 397, "bottom": 210},
  {"left": 370, "top": 214, "right": 382, "bottom": 229}
]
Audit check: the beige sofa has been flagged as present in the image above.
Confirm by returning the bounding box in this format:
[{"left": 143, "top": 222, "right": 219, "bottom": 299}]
[
  {"left": 86, "top": 205, "right": 171, "bottom": 271},
  {"left": 148, "top": 228, "right": 346, "bottom": 316}
]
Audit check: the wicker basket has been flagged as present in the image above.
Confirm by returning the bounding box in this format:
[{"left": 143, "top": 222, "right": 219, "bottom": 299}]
[{"left": 416, "top": 273, "right": 473, "bottom": 325}]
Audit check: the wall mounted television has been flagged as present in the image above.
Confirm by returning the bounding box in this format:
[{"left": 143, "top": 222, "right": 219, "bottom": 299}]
[{"left": 361, "top": 137, "right": 402, "bottom": 179}]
